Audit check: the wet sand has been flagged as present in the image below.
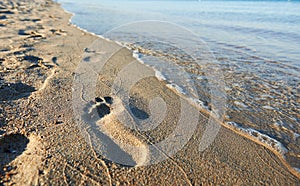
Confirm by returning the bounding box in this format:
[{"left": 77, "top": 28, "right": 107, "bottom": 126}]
[{"left": 0, "top": 0, "right": 299, "bottom": 185}]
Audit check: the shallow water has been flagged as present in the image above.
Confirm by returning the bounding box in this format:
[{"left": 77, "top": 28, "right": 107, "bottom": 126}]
[{"left": 58, "top": 0, "right": 300, "bottom": 169}]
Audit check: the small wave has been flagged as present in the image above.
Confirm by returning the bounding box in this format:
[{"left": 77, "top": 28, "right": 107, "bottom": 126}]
[
  {"left": 225, "top": 121, "right": 288, "bottom": 155},
  {"left": 166, "top": 83, "right": 186, "bottom": 95},
  {"left": 155, "top": 71, "right": 166, "bottom": 81},
  {"left": 131, "top": 48, "right": 188, "bottom": 96}
]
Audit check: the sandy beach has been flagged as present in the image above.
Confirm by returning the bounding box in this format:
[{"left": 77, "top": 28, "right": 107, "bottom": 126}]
[{"left": 0, "top": 0, "right": 299, "bottom": 185}]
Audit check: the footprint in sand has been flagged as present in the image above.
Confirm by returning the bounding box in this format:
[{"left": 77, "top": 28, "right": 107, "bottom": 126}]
[
  {"left": 0, "top": 134, "right": 29, "bottom": 183},
  {"left": 20, "top": 18, "right": 41, "bottom": 23},
  {"left": 82, "top": 96, "right": 149, "bottom": 166},
  {"left": 18, "top": 54, "right": 53, "bottom": 70},
  {"left": 0, "top": 134, "right": 44, "bottom": 185},
  {"left": 0, "top": 15, "right": 7, "bottom": 20},
  {"left": 0, "top": 81, "right": 36, "bottom": 101},
  {"left": 49, "top": 29, "right": 67, "bottom": 36},
  {"left": 0, "top": 10, "right": 14, "bottom": 15},
  {"left": 18, "top": 29, "right": 45, "bottom": 39},
  {"left": 21, "top": 55, "right": 43, "bottom": 69},
  {"left": 82, "top": 96, "right": 113, "bottom": 122}
]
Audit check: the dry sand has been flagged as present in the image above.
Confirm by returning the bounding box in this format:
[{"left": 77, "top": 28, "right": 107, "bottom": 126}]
[{"left": 0, "top": 0, "right": 299, "bottom": 185}]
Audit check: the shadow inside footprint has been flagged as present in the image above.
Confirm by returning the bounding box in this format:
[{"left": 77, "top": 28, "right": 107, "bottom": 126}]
[
  {"left": 82, "top": 98, "right": 111, "bottom": 123},
  {"left": 83, "top": 56, "right": 90, "bottom": 62},
  {"left": 0, "top": 134, "right": 29, "bottom": 177},
  {"left": 22, "top": 55, "right": 43, "bottom": 63},
  {"left": 18, "top": 29, "right": 30, "bottom": 36},
  {"left": 88, "top": 126, "right": 137, "bottom": 167},
  {"left": 104, "top": 96, "right": 113, "bottom": 105},
  {"left": 51, "top": 57, "right": 58, "bottom": 66},
  {"left": 97, "top": 104, "right": 111, "bottom": 118},
  {"left": 129, "top": 104, "right": 149, "bottom": 120},
  {"left": 0, "top": 10, "right": 14, "bottom": 14},
  {"left": 20, "top": 18, "right": 41, "bottom": 22},
  {"left": 0, "top": 15, "right": 7, "bottom": 19},
  {"left": 0, "top": 81, "right": 36, "bottom": 101},
  {"left": 129, "top": 98, "right": 149, "bottom": 120}
]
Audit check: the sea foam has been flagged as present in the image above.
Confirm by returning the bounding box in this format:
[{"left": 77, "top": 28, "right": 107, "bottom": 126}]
[{"left": 225, "top": 121, "right": 288, "bottom": 155}]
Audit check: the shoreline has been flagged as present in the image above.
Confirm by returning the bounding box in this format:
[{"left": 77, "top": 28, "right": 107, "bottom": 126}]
[
  {"left": 0, "top": 0, "right": 299, "bottom": 184},
  {"left": 61, "top": 1, "right": 300, "bottom": 177}
]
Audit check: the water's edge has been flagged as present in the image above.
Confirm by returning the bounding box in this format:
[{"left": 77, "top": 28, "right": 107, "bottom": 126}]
[{"left": 56, "top": 1, "right": 300, "bottom": 177}]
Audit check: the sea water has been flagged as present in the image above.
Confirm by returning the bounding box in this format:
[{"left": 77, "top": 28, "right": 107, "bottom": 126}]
[{"left": 57, "top": 0, "right": 300, "bottom": 170}]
